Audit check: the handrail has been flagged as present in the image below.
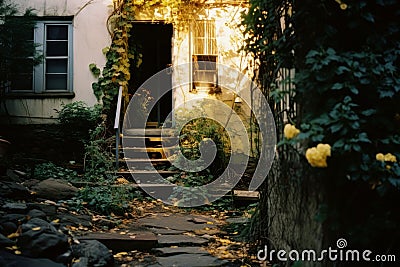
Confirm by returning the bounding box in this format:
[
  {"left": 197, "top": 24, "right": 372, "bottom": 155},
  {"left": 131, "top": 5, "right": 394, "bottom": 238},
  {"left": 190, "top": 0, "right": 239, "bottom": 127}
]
[
  {"left": 114, "top": 86, "right": 123, "bottom": 130},
  {"left": 114, "top": 86, "right": 123, "bottom": 170}
]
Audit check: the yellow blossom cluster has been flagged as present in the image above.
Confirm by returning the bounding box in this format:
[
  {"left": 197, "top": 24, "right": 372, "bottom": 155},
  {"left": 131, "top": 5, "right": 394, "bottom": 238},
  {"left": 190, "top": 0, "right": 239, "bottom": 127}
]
[
  {"left": 284, "top": 124, "right": 300, "bottom": 139},
  {"left": 305, "top": 144, "right": 331, "bottom": 168},
  {"left": 376, "top": 153, "right": 397, "bottom": 163}
]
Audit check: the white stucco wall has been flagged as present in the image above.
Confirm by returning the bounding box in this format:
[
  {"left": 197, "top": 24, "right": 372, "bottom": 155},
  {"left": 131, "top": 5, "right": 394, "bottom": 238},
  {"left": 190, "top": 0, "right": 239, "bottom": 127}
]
[
  {"left": 2, "top": 1, "right": 251, "bottom": 125},
  {"left": 2, "top": 0, "right": 112, "bottom": 123}
]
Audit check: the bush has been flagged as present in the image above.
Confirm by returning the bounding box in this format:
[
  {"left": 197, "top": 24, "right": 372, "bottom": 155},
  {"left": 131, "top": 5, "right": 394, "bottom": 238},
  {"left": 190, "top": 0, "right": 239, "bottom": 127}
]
[{"left": 56, "top": 101, "right": 101, "bottom": 142}]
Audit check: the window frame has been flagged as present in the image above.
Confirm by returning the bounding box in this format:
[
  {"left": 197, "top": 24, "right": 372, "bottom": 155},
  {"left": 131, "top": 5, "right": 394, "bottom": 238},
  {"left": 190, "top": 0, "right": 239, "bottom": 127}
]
[
  {"left": 6, "top": 19, "right": 73, "bottom": 96},
  {"left": 190, "top": 20, "right": 218, "bottom": 92}
]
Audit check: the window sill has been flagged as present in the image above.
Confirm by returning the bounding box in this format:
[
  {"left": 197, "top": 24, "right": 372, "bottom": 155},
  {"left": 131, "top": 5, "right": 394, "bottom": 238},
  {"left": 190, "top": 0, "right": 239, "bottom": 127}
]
[{"left": 4, "top": 92, "right": 75, "bottom": 99}]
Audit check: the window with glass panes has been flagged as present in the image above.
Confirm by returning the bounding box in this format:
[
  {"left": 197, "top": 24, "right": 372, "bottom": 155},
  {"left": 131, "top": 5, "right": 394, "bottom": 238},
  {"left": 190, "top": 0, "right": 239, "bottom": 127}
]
[
  {"left": 192, "top": 20, "right": 217, "bottom": 91},
  {"left": 6, "top": 20, "right": 72, "bottom": 93}
]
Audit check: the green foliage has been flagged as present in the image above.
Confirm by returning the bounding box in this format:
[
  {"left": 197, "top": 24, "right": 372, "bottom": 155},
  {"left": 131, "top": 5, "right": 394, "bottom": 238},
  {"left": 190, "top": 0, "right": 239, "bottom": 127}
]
[
  {"left": 56, "top": 101, "right": 101, "bottom": 142},
  {"left": 296, "top": 47, "right": 400, "bottom": 191},
  {"left": 33, "top": 162, "right": 79, "bottom": 182},
  {"left": 175, "top": 106, "right": 230, "bottom": 175},
  {"left": 74, "top": 185, "right": 142, "bottom": 215},
  {"left": 0, "top": 0, "right": 42, "bottom": 85},
  {"left": 83, "top": 123, "right": 114, "bottom": 181},
  {"left": 243, "top": 0, "right": 400, "bottom": 255}
]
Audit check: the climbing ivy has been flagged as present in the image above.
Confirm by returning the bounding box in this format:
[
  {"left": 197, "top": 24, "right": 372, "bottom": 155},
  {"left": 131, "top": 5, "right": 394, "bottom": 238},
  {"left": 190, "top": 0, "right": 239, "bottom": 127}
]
[{"left": 90, "top": 0, "right": 208, "bottom": 116}]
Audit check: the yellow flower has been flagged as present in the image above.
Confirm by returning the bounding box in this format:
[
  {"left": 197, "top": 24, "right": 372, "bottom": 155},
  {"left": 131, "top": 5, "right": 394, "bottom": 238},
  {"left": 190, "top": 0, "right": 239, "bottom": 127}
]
[
  {"left": 284, "top": 124, "right": 300, "bottom": 139},
  {"left": 376, "top": 153, "right": 385, "bottom": 162},
  {"left": 317, "top": 143, "right": 331, "bottom": 157},
  {"left": 340, "top": 3, "right": 348, "bottom": 10},
  {"left": 384, "top": 153, "right": 397, "bottom": 163},
  {"left": 305, "top": 143, "right": 331, "bottom": 168}
]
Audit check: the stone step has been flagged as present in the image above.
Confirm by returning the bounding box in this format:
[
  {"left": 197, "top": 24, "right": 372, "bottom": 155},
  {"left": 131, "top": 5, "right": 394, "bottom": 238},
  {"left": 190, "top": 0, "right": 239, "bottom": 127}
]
[
  {"left": 153, "top": 246, "right": 210, "bottom": 256},
  {"left": 124, "top": 128, "right": 175, "bottom": 137},
  {"left": 232, "top": 190, "right": 259, "bottom": 201},
  {"left": 78, "top": 231, "right": 157, "bottom": 252},
  {"left": 116, "top": 170, "right": 179, "bottom": 177},
  {"left": 120, "top": 158, "right": 172, "bottom": 168},
  {"left": 122, "top": 146, "right": 177, "bottom": 159},
  {"left": 121, "top": 136, "right": 178, "bottom": 147},
  {"left": 150, "top": 254, "right": 229, "bottom": 267},
  {"left": 121, "top": 158, "right": 171, "bottom": 163},
  {"left": 157, "top": 234, "right": 209, "bottom": 247}
]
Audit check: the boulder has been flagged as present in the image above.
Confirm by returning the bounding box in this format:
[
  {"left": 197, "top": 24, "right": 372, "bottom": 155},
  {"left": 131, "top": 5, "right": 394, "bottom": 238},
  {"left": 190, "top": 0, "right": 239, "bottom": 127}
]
[
  {"left": 71, "top": 240, "right": 114, "bottom": 267},
  {"left": 0, "top": 232, "right": 15, "bottom": 247},
  {"left": 56, "top": 213, "right": 92, "bottom": 228},
  {"left": 2, "top": 202, "right": 28, "bottom": 213},
  {"left": 0, "top": 181, "right": 31, "bottom": 199},
  {"left": 72, "top": 257, "right": 89, "bottom": 267},
  {"left": 0, "top": 221, "right": 18, "bottom": 235},
  {"left": 0, "top": 250, "right": 65, "bottom": 267},
  {"left": 27, "top": 208, "right": 47, "bottom": 220},
  {"left": 17, "top": 218, "right": 69, "bottom": 259},
  {"left": 32, "top": 178, "right": 78, "bottom": 200},
  {"left": 0, "top": 213, "right": 27, "bottom": 224}
]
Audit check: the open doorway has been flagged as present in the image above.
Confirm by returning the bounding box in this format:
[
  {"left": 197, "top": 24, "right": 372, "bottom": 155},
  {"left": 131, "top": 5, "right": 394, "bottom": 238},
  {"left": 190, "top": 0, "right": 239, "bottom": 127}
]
[{"left": 129, "top": 22, "right": 173, "bottom": 127}]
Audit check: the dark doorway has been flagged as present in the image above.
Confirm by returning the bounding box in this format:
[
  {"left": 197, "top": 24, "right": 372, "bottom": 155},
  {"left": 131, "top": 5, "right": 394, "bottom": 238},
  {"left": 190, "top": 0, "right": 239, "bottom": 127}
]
[{"left": 129, "top": 23, "right": 173, "bottom": 126}]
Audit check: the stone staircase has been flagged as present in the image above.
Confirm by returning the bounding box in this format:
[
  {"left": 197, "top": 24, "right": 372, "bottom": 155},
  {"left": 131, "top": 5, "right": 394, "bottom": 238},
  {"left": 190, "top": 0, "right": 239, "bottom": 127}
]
[{"left": 116, "top": 126, "right": 180, "bottom": 196}]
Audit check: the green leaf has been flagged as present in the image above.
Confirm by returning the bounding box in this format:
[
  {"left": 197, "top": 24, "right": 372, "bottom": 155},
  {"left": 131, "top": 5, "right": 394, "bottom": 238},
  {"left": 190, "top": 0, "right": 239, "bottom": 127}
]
[
  {"left": 379, "top": 90, "right": 395, "bottom": 98},
  {"left": 331, "top": 83, "right": 344, "bottom": 90},
  {"left": 388, "top": 178, "right": 400, "bottom": 188},
  {"left": 336, "top": 66, "right": 350, "bottom": 74},
  {"left": 361, "top": 109, "right": 376, "bottom": 116},
  {"left": 330, "top": 123, "right": 342, "bottom": 133}
]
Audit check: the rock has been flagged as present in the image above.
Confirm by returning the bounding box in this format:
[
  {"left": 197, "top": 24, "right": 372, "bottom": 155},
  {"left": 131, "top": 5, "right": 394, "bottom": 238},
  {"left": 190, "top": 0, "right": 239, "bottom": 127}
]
[
  {"left": 23, "top": 179, "right": 41, "bottom": 188},
  {"left": 2, "top": 202, "right": 28, "bottom": 213},
  {"left": 6, "top": 169, "right": 24, "bottom": 182},
  {"left": 32, "top": 178, "right": 78, "bottom": 200},
  {"left": 154, "top": 254, "right": 228, "bottom": 267},
  {"left": 153, "top": 246, "right": 210, "bottom": 256},
  {"left": 0, "top": 181, "right": 31, "bottom": 199},
  {"left": 26, "top": 203, "right": 58, "bottom": 217},
  {"left": 72, "top": 257, "right": 89, "bottom": 267},
  {"left": 56, "top": 213, "right": 92, "bottom": 228},
  {"left": 0, "top": 232, "right": 15, "bottom": 247},
  {"left": 0, "top": 221, "right": 18, "bottom": 235},
  {"left": 92, "top": 217, "right": 116, "bottom": 229},
  {"left": 27, "top": 208, "right": 47, "bottom": 219},
  {"left": 17, "top": 218, "right": 69, "bottom": 259},
  {"left": 157, "top": 234, "right": 209, "bottom": 246},
  {"left": 71, "top": 240, "right": 114, "bottom": 267},
  {"left": 0, "top": 250, "right": 65, "bottom": 267},
  {"left": 78, "top": 231, "right": 157, "bottom": 252},
  {"left": 0, "top": 213, "right": 27, "bottom": 224},
  {"left": 21, "top": 218, "right": 57, "bottom": 232},
  {"left": 138, "top": 213, "right": 218, "bottom": 232},
  {"left": 55, "top": 250, "right": 73, "bottom": 265}
]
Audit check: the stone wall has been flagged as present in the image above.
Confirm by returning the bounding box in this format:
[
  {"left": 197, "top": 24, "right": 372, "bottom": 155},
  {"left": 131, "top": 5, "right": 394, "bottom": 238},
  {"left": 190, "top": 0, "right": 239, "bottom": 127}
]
[{"left": 256, "top": 151, "right": 328, "bottom": 267}]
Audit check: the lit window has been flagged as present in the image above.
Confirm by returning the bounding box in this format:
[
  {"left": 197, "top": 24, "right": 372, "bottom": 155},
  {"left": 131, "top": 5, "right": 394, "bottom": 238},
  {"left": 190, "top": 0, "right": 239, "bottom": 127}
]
[{"left": 192, "top": 20, "right": 218, "bottom": 92}]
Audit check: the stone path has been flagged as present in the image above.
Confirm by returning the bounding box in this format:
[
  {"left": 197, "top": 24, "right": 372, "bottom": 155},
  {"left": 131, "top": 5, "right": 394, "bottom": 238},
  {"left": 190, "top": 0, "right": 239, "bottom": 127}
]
[{"left": 131, "top": 213, "right": 230, "bottom": 266}]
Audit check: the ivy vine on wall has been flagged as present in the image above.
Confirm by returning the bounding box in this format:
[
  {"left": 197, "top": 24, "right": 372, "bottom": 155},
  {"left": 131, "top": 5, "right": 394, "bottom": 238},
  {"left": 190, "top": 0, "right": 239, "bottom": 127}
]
[{"left": 89, "top": 0, "right": 209, "bottom": 118}]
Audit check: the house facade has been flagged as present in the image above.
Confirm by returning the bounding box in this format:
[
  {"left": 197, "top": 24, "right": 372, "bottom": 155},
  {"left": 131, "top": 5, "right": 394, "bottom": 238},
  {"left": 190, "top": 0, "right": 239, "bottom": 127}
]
[{"left": 0, "top": 0, "right": 251, "bottom": 126}]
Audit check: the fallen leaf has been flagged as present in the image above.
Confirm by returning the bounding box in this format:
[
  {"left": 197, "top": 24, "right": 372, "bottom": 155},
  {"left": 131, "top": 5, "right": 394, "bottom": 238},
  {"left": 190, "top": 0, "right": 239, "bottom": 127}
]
[
  {"left": 14, "top": 250, "right": 21, "bottom": 255},
  {"left": 114, "top": 252, "right": 129, "bottom": 257},
  {"left": 32, "top": 227, "right": 41, "bottom": 231},
  {"left": 7, "top": 233, "right": 19, "bottom": 239}
]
